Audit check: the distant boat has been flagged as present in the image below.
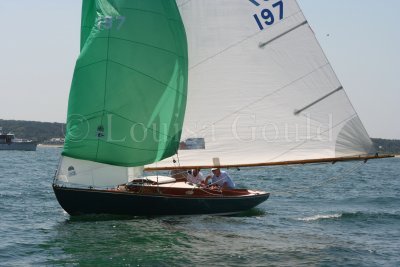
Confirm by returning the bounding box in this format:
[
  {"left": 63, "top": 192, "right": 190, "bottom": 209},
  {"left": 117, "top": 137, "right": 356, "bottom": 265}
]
[
  {"left": 53, "top": 0, "right": 392, "bottom": 216},
  {"left": 40, "top": 138, "right": 65, "bottom": 147},
  {"left": 0, "top": 129, "right": 37, "bottom": 151}
]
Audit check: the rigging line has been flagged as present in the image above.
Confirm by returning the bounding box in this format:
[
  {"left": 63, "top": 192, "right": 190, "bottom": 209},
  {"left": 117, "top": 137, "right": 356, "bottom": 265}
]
[
  {"left": 266, "top": 113, "right": 358, "bottom": 163},
  {"left": 91, "top": 168, "right": 95, "bottom": 188},
  {"left": 95, "top": 27, "right": 111, "bottom": 161},
  {"left": 189, "top": 10, "right": 304, "bottom": 71},
  {"left": 304, "top": 12, "right": 372, "bottom": 141},
  {"left": 53, "top": 157, "right": 63, "bottom": 185},
  {"left": 198, "top": 187, "right": 223, "bottom": 196},
  {"left": 294, "top": 86, "right": 344, "bottom": 115},
  {"left": 188, "top": 62, "right": 330, "bottom": 137},
  {"left": 176, "top": 151, "right": 181, "bottom": 167},
  {"left": 207, "top": 177, "right": 228, "bottom": 187},
  {"left": 305, "top": 162, "right": 364, "bottom": 194},
  {"left": 259, "top": 20, "right": 308, "bottom": 48},
  {"left": 280, "top": 161, "right": 365, "bottom": 196}
]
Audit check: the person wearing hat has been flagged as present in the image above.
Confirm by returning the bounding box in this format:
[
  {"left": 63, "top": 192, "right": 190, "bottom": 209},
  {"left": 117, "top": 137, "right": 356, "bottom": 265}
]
[{"left": 205, "top": 168, "right": 235, "bottom": 189}]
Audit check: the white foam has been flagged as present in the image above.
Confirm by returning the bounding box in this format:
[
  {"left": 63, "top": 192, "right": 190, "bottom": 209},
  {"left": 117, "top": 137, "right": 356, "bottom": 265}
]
[{"left": 297, "top": 213, "right": 342, "bottom": 221}]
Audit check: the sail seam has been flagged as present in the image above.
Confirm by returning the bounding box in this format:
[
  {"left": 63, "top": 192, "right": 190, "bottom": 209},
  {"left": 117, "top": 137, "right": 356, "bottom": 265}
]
[
  {"left": 189, "top": 10, "right": 304, "bottom": 70},
  {"left": 64, "top": 0, "right": 189, "bottom": 167},
  {"left": 73, "top": 59, "right": 186, "bottom": 97},
  {"left": 105, "top": 110, "right": 178, "bottom": 138},
  {"left": 95, "top": 36, "right": 185, "bottom": 57},
  {"left": 74, "top": 59, "right": 108, "bottom": 72},
  {"left": 66, "top": 110, "right": 103, "bottom": 121},
  {"left": 107, "top": 60, "right": 187, "bottom": 96},
  {"left": 65, "top": 136, "right": 175, "bottom": 147},
  {"left": 97, "top": 139, "right": 173, "bottom": 152},
  {"left": 301, "top": 11, "right": 374, "bottom": 143},
  {"left": 148, "top": 114, "right": 369, "bottom": 170},
  {"left": 119, "top": 7, "right": 182, "bottom": 22},
  {"left": 186, "top": 62, "right": 331, "bottom": 137},
  {"left": 61, "top": 152, "right": 163, "bottom": 167},
  {"left": 266, "top": 114, "right": 358, "bottom": 163}
]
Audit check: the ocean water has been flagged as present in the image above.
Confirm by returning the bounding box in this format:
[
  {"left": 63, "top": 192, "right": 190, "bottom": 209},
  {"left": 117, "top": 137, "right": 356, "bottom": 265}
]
[{"left": 0, "top": 148, "right": 399, "bottom": 266}]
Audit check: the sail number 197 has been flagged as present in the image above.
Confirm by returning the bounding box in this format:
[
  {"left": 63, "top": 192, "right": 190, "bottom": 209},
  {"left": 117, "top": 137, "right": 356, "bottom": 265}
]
[{"left": 251, "top": 0, "right": 284, "bottom": 30}]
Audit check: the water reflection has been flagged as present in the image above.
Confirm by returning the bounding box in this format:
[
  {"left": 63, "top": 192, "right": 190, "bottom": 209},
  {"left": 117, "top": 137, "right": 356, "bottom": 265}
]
[{"left": 46, "top": 216, "right": 194, "bottom": 265}]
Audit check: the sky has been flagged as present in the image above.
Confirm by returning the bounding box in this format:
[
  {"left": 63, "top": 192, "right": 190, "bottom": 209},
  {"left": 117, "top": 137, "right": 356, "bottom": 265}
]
[{"left": 0, "top": 0, "right": 399, "bottom": 139}]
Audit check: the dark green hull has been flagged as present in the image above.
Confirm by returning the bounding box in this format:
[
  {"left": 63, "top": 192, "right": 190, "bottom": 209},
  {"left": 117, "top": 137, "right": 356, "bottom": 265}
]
[{"left": 53, "top": 185, "right": 269, "bottom": 216}]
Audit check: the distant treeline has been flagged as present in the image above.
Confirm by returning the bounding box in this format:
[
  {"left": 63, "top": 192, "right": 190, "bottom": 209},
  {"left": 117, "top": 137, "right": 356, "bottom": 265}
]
[
  {"left": 0, "top": 119, "right": 399, "bottom": 153},
  {"left": 371, "top": 138, "right": 400, "bottom": 155},
  {"left": 0, "top": 119, "right": 65, "bottom": 142}
]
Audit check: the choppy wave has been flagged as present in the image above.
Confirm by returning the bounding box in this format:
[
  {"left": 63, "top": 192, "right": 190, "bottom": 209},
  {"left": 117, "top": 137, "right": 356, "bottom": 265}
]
[
  {"left": 297, "top": 213, "right": 343, "bottom": 221},
  {"left": 341, "top": 211, "right": 400, "bottom": 220},
  {"left": 1, "top": 149, "right": 399, "bottom": 266},
  {"left": 297, "top": 211, "right": 400, "bottom": 222}
]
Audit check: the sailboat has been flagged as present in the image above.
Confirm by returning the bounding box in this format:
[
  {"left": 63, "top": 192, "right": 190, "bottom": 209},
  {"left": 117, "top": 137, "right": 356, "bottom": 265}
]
[{"left": 53, "top": 0, "right": 392, "bottom": 216}]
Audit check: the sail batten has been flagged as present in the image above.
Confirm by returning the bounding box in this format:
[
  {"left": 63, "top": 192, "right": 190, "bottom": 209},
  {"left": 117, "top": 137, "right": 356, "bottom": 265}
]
[
  {"left": 259, "top": 20, "right": 307, "bottom": 48},
  {"left": 294, "top": 86, "right": 344, "bottom": 115}
]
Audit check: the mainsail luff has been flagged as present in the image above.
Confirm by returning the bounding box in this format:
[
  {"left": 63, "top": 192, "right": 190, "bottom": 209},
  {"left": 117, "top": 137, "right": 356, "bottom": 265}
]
[{"left": 146, "top": 0, "right": 375, "bottom": 169}]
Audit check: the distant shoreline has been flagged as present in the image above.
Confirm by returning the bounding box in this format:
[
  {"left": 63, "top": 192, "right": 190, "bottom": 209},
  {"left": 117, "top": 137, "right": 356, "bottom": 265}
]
[{"left": 38, "top": 144, "right": 63, "bottom": 148}]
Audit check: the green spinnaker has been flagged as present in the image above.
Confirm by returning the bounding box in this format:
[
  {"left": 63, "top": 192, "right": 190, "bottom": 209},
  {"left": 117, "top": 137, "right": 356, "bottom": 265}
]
[{"left": 62, "top": 0, "right": 188, "bottom": 167}]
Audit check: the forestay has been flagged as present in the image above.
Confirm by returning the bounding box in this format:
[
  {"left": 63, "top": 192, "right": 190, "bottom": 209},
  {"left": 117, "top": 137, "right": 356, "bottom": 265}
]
[{"left": 146, "top": 0, "right": 374, "bottom": 169}]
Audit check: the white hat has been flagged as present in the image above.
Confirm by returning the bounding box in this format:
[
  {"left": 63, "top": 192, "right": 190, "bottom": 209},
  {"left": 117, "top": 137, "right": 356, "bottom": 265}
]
[{"left": 211, "top": 167, "right": 219, "bottom": 171}]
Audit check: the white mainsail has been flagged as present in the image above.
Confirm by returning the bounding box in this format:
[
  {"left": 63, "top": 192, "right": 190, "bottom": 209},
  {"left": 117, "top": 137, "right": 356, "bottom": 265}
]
[{"left": 146, "top": 0, "right": 374, "bottom": 169}]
